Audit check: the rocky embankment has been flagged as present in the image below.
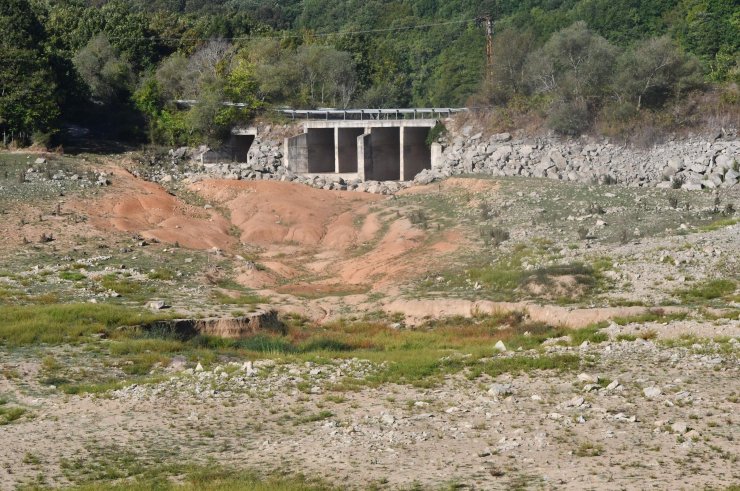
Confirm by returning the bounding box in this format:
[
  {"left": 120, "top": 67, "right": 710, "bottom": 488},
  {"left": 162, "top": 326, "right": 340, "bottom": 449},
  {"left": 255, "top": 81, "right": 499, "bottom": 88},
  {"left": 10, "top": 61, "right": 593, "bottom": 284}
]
[
  {"left": 423, "top": 127, "right": 739, "bottom": 191},
  {"left": 141, "top": 122, "right": 739, "bottom": 194}
]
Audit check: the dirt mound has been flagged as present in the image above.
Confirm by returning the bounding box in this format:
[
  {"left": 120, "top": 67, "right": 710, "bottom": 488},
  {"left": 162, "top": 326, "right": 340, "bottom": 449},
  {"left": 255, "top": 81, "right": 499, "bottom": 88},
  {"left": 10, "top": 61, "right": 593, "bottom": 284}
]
[
  {"left": 83, "top": 168, "right": 235, "bottom": 250},
  {"left": 189, "top": 180, "right": 380, "bottom": 248},
  {"left": 81, "top": 171, "right": 463, "bottom": 291},
  {"left": 142, "top": 310, "right": 284, "bottom": 339}
]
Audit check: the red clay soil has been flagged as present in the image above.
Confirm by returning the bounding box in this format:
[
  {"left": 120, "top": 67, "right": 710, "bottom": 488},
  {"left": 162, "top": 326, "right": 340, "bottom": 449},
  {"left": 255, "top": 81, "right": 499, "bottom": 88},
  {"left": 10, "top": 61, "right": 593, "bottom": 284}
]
[{"left": 81, "top": 171, "right": 466, "bottom": 292}]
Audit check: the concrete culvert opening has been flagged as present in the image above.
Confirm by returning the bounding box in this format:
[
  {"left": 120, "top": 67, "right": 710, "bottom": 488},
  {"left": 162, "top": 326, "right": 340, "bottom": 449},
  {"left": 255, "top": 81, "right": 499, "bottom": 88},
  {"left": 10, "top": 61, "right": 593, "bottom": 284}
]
[
  {"left": 337, "top": 128, "right": 364, "bottom": 173},
  {"left": 229, "top": 134, "right": 255, "bottom": 163},
  {"left": 368, "top": 127, "right": 401, "bottom": 181},
  {"left": 307, "top": 128, "right": 335, "bottom": 173},
  {"left": 402, "top": 127, "right": 432, "bottom": 180}
]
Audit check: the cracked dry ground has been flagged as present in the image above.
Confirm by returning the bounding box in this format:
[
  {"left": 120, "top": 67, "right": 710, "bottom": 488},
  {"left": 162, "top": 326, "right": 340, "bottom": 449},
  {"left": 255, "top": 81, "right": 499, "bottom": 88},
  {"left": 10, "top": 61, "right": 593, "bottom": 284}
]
[{"left": 1, "top": 336, "right": 738, "bottom": 490}]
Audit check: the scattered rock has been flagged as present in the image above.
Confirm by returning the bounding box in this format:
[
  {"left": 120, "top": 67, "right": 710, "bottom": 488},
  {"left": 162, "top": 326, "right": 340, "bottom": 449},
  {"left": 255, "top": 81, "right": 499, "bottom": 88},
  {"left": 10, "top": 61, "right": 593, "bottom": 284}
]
[
  {"left": 488, "top": 383, "right": 513, "bottom": 397},
  {"left": 643, "top": 386, "right": 662, "bottom": 399}
]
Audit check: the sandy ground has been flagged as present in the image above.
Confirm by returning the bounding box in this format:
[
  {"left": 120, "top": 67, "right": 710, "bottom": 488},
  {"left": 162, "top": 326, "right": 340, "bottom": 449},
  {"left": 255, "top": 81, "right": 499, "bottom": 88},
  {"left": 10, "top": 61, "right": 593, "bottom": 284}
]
[
  {"left": 1, "top": 336, "right": 738, "bottom": 490},
  {"left": 1, "top": 157, "right": 738, "bottom": 489}
]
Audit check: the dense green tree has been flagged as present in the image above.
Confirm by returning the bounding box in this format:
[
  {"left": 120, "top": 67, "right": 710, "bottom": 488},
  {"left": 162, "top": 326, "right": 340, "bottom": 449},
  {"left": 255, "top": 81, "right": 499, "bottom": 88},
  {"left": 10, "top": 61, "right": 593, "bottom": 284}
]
[
  {"left": 425, "top": 30, "right": 485, "bottom": 106},
  {"left": 671, "top": 0, "right": 739, "bottom": 81},
  {"left": 615, "top": 36, "right": 703, "bottom": 110},
  {"left": 74, "top": 34, "right": 134, "bottom": 103},
  {"left": 0, "top": 0, "right": 60, "bottom": 140},
  {"left": 526, "top": 22, "right": 618, "bottom": 134}
]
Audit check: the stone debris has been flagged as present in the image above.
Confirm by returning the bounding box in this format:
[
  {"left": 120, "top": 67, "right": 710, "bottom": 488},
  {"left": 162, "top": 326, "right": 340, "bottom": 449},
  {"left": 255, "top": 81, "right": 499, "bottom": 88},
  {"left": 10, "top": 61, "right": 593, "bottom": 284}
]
[
  {"left": 643, "top": 386, "right": 662, "bottom": 399},
  {"left": 132, "top": 122, "right": 738, "bottom": 194}
]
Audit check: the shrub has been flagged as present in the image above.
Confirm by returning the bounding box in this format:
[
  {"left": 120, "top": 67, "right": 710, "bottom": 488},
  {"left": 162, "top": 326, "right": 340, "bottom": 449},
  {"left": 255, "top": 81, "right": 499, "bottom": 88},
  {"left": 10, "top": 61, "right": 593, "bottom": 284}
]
[
  {"left": 481, "top": 226, "right": 510, "bottom": 246},
  {"left": 547, "top": 99, "right": 591, "bottom": 135},
  {"left": 426, "top": 122, "right": 447, "bottom": 145}
]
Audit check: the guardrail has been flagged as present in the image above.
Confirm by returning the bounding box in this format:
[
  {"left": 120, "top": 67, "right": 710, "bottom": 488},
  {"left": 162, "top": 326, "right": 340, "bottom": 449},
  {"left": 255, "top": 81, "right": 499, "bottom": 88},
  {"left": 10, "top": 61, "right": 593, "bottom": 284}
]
[{"left": 173, "top": 101, "right": 467, "bottom": 120}]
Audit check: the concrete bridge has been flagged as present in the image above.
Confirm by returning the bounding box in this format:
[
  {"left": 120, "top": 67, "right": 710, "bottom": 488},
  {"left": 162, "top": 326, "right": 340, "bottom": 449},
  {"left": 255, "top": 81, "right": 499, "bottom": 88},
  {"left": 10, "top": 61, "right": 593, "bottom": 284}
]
[
  {"left": 285, "top": 119, "right": 443, "bottom": 182},
  {"left": 179, "top": 102, "right": 460, "bottom": 181}
]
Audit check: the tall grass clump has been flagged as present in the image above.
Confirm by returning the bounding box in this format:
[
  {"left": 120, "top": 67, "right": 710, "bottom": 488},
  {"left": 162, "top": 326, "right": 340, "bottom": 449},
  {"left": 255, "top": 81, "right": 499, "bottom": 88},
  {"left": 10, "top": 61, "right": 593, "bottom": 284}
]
[{"left": 0, "top": 304, "right": 174, "bottom": 346}]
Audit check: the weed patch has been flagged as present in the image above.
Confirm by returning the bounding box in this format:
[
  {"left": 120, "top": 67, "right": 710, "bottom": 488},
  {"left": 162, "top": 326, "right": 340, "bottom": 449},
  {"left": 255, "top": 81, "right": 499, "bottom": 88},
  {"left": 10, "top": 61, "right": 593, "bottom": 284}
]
[{"left": 677, "top": 279, "right": 736, "bottom": 302}]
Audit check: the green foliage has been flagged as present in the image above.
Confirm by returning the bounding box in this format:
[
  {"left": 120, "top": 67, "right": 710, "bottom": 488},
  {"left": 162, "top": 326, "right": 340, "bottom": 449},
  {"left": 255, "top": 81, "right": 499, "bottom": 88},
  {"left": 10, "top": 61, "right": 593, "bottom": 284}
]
[
  {"left": 74, "top": 34, "right": 134, "bottom": 103},
  {"left": 0, "top": 304, "right": 174, "bottom": 346},
  {"left": 3, "top": 0, "right": 737, "bottom": 145},
  {"left": 0, "top": 405, "right": 26, "bottom": 425},
  {"left": 527, "top": 22, "right": 618, "bottom": 134},
  {"left": 426, "top": 122, "right": 447, "bottom": 145},
  {"left": 0, "top": 0, "right": 60, "bottom": 139},
  {"left": 677, "top": 279, "right": 737, "bottom": 302},
  {"left": 614, "top": 36, "right": 703, "bottom": 111},
  {"left": 62, "top": 463, "right": 337, "bottom": 490}
]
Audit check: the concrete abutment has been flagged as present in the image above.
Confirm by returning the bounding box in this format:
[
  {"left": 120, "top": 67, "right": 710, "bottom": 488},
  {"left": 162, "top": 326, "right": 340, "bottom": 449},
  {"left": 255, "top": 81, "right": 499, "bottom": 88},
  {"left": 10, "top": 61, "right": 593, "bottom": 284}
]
[{"left": 285, "top": 120, "right": 436, "bottom": 182}]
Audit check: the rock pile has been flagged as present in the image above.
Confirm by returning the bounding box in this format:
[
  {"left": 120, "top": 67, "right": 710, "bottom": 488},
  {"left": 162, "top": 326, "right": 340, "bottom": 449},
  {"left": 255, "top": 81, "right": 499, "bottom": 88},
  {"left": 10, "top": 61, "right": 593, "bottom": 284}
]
[
  {"left": 146, "top": 123, "right": 738, "bottom": 193},
  {"left": 429, "top": 128, "right": 739, "bottom": 190}
]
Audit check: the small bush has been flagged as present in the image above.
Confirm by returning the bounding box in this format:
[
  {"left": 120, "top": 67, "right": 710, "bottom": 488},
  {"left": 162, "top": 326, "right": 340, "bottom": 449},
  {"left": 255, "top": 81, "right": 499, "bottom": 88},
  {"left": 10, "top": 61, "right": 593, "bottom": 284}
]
[
  {"left": 547, "top": 99, "right": 590, "bottom": 136},
  {"left": 425, "top": 122, "right": 447, "bottom": 145},
  {"left": 481, "top": 226, "right": 510, "bottom": 246},
  {"left": 59, "top": 271, "right": 86, "bottom": 282},
  {"left": 671, "top": 175, "right": 685, "bottom": 189},
  {"left": 147, "top": 269, "right": 174, "bottom": 281},
  {"left": 575, "top": 441, "right": 603, "bottom": 457}
]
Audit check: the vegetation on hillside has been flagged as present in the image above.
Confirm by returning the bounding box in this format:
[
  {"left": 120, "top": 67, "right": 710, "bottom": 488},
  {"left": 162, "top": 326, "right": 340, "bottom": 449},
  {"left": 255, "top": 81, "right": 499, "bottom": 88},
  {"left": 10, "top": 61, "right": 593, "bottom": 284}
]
[{"left": 0, "top": 0, "right": 738, "bottom": 146}]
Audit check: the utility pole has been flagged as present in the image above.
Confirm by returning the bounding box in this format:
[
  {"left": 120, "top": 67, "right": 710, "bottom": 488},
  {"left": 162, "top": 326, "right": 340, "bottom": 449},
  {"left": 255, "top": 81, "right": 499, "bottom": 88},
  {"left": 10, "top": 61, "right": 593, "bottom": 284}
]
[
  {"left": 485, "top": 15, "right": 494, "bottom": 82},
  {"left": 477, "top": 14, "right": 495, "bottom": 83}
]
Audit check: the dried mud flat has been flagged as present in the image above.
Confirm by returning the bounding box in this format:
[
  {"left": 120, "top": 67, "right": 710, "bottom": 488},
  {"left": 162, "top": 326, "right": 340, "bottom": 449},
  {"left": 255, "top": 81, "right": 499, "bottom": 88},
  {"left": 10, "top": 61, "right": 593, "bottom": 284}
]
[
  {"left": 0, "top": 153, "right": 738, "bottom": 490},
  {"left": 1, "top": 336, "right": 738, "bottom": 490}
]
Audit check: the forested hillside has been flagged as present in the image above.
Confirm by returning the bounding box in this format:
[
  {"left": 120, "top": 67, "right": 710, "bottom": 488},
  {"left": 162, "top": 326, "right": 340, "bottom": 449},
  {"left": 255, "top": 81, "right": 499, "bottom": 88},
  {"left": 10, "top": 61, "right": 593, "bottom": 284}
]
[{"left": 1, "top": 0, "right": 738, "bottom": 146}]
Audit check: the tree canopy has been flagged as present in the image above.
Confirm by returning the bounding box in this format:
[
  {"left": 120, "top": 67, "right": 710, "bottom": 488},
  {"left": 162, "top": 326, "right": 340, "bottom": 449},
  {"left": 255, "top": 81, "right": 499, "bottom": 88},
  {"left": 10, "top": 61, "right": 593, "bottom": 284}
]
[{"left": 0, "top": 0, "right": 737, "bottom": 145}]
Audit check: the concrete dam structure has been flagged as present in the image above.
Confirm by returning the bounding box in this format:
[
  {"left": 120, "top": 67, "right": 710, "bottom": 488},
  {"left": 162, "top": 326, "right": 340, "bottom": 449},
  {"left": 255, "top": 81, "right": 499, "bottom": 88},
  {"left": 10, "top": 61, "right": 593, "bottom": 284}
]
[{"left": 284, "top": 120, "right": 441, "bottom": 182}]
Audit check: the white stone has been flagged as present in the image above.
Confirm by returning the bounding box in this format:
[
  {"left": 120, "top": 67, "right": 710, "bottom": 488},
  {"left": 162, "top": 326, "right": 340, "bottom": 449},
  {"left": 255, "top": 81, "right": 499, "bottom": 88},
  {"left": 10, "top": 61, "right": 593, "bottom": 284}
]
[{"left": 643, "top": 386, "right": 661, "bottom": 399}]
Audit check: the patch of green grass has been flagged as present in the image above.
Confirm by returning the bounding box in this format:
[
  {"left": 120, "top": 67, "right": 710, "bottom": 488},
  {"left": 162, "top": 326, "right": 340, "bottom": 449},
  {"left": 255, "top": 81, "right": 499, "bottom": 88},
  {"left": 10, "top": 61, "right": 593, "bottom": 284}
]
[
  {"left": 612, "top": 309, "right": 688, "bottom": 325},
  {"left": 0, "top": 405, "right": 27, "bottom": 425},
  {"left": 61, "top": 464, "right": 336, "bottom": 490},
  {"left": 0, "top": 303, "right": 176, "bottom": 346},
  {"left": 211, "top": 291, "right": 266, "bottom": 306},
  {"left": 677, "top": 279, "right": 736, "bottom": 302},
  {"left": 420, "top": 242, "right": 603, "bottom": 302},
  {"left": 23, "top": 451, "right": 42, "bottom": 465},
  {"left": 616, "top": 334, "right": 637, "bottom": 342},
  {"left": 569, "top": 322, "right": 609, "bottom": 345},
  {"left": 699, "top": 218, "right": 739, "bottom": 232},
  {"left": 98, "top": 274, "right": 154, "bottom": 300},
  {"left": 147, "top": 269, "right": 175, "bottom": 281},
  {"left": 59, "top": 271, "right": 86, "bottom": 282},
  {"left": 295, "top": 410, "right": 333, "bottom": 425}
]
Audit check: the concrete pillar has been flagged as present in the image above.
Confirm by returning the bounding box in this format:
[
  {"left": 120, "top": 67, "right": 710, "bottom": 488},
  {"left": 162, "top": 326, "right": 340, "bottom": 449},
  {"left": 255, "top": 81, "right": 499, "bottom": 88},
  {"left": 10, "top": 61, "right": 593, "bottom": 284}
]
[
  {"left": 431, "top": 142, "right": 443, "bottom": 170},
  {"left": 285, "top": 133, "right": 308, "bottom": 173},
  {"left": 357, "top": 133, "right": 371, "bottom": 181},
  {"left": 336, "top": 127, "right": 364, "bottom": 173},
  {"left": 400, "top": 127, "right": 431, "bottom": 181},
  {"left": 334, "top": 128, "right": 340, "bottom": 173},
  {"left": 306, "top": 128, "right": 334, "bottom": 173}
]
